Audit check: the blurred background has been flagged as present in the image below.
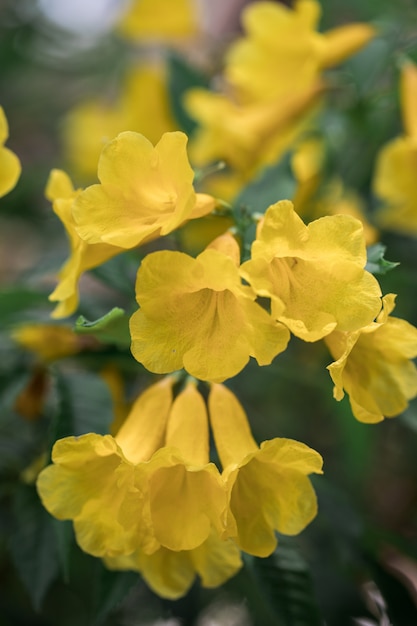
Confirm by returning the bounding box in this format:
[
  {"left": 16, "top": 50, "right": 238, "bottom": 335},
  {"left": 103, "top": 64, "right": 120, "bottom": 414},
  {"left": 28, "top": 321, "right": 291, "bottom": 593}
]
[{"left": 2, "top": 0, "right": 417, "bottom": 625}]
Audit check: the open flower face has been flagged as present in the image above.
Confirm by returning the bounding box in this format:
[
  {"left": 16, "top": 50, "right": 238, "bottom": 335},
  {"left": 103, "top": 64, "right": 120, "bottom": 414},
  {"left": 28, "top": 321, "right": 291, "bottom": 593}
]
[
  {"left": 130, "top": 236, "right": 290, "bottom": 382},
  {"left": 72, "top": 131, "right": 215, "bottom": 249},
  {"left": 326, "top": 294, "right": 417, "bottom": 423},
  {"left": 241, "top": 201, "right": 382, "bottom": 341}
]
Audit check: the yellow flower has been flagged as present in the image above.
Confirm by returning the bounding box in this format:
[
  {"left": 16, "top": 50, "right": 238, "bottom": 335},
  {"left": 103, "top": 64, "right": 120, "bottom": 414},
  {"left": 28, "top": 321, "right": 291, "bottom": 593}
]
[
  {"left": 62, "top": 65, "right": 177, "bottom": 181},
  {"left": 72, "top": 131, "right": 215, "bottom": 249},
  {"left": 225, "top": 0, "right": 375, "bottom": 105},
  {"left": 12, "top": 323, "right": 87, "bottom": 361},
  {"left": 325, "top": 294, "right": 417, "bottom": 423},
  {"left": 46, "top": 169, "right": 123, "bottom": 318},
  {"left": 209, "top": 383, "right": 323, "bottom": 557},
  {"left": 130, "top": 234, "right": 290, "bottom": 382},
  {"left": 117, "top": 0, "right": 198, "bottom": 41},
  {"left": 37, "top": 379, "right": 229, "bottom": 559},
  {"left": 105, "top": 532, "right": 242, "bottom": 600},
  {"left": 241, "top": 201, "right": 382, "bottom": 342},
  {"left": 373, "top": 60, "right": 417, "bottom": 235},
  {"left": 185, "top": 86, "right": 321, "bottom": 178},
  {"left": 0, "top": 106, "right": 21, "bottom": 197}
]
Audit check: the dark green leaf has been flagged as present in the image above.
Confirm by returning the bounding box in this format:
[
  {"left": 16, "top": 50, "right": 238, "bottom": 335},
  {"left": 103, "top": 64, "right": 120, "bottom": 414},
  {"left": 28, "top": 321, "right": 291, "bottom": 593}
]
[
  {"left": 250, "top": 538, "right": 323, "bottom": 626},
  {"left": 0, "top": 287, "right": 48, "bottom": 325},
  {"left": 9, "top": 485, "right": 60, "bottom": 611},
  {"left": 366, "top": 244, "right": 399, "bottom": 275},
  {"left": 49, "top": 369, "right": 114, "bottom": 448},
  {"left": 74, "top": 307, "right": 131, "bottom": 347}
]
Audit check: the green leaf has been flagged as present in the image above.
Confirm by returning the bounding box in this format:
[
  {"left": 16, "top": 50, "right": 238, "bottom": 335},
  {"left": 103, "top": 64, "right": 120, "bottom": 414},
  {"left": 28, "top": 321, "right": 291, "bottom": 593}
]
[
  {"left": 234, "top": 154, "right": 296, "bottom": 215},
  {"left": 9, "top": 484, "right": 60, "bottom": 611},
  {"left": 0, "top": 287, "right": 48, "bottom": 325},
  {"left": 167, "top": 53, "right": 209, "bottom": 136},
  {"left": 48, "top": 369, "right": 115, "bottom": 449},
  {"left": 250, "top": 538, "right": 323, "bottom": 626},
  {"left": 74, "top": 307, "right": 131, "bottom": 347},
  {"left": 366, "top": 244, "right": 399, "bottom": 275}
]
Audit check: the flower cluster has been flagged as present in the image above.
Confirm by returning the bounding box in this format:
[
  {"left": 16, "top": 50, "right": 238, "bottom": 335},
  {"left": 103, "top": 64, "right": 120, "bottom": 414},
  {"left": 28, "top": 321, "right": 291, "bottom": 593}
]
[{"left": 37, "top": 379, "right": 322, "bottom": 598}]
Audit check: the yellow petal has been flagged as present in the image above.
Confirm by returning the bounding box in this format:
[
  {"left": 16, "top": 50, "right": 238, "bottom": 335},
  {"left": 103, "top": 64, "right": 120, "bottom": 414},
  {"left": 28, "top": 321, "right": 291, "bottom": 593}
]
[
  {"left": 115, "top": 377, "right": 174, "bottom": 464},
  {"left": 318, "top": 23, "right": 376, "bottom": 68},
  {"left": 401, "top": 60, "right": 417, "bottom": 139},
  {"left": 209, "top": 383, "right": 258, "bottom": 469},
  {"left": 166, "top": 382, "right": 209, "bottom": 465}
]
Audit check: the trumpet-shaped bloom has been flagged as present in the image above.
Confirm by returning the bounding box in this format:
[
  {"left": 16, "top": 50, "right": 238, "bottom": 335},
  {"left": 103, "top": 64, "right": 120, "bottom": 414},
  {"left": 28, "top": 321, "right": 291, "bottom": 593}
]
[
  {"left": 325, "top": 294, "right": 417, "bottom": 423},
  {"left": 185, "top": 85, "right": 321, "bottom": 177},
  {"left": 46, "top": 169, "right": 123, "bottom": 318},
  {"left": 373, "top": 60, "right": 417, "bottom": 235},
  {"left": 72, "top": 131, "right": 215, "bottom": 249},
  {"left": 130, "top": 234, "right": 290, "bottom": 382},
  {"left": 241, "top": 201, "right": 382, "bottom": 342},
  {"left": 225, "top": 0, "right": 375, "bottom": 104},
  {"left": 209, "top": 384, "right": 323, "bottom": 557},
  {"left": 62, "top": 65, "right": 177, "bottom": 181},
  {"left": 37, "top": 379, "right": 229, "bottom": 561},
  {"left": 105, "top": 532, "right": 242, "bottom": 600},
  {"left": 0, "top": 106, "right": 21, "bottom": 197}
]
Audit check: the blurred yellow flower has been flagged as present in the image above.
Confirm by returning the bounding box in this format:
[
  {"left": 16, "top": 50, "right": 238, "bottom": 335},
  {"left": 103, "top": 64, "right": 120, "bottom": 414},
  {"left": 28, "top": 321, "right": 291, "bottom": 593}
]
[
  {"left": 186, "top": 0, "right": 374, "bottom": 179},
  {"left": 105, "top": 532, "right": 242, "bottom": 600},
  {"left": 130, "top": 234, "right": 290, "bottom": 382},
  {"left": 46, "top": 169, "right": 123, "bottom": 318},
  {"left": 325, "top": 294, "right": 417, "bottom": 423},
  {"left": 73, "top": 131, "right": 215, "bottom": 249},
  {"left": 0, "top": 106, "right": 21, "bottom": 197},
  {"left": 225, "top": 0, "right": 375, "bottom": 104},
  {"left": 241, "top": 201, "right": 382, "bottom": 342},
  {"left": 373, "top": 60, "right": 417, "bottom": 235},
  {"left": 12, "top": 323, "right": 87, "bottom": 361},
  {"left": 62, "top": 65, "right": 177, "bottom": 181},
  {"left": 117, "top": 0, "right": 198, "bottom": 41},
  {"left": 209, "top": 383, "right": 323, "bottom": 557}
]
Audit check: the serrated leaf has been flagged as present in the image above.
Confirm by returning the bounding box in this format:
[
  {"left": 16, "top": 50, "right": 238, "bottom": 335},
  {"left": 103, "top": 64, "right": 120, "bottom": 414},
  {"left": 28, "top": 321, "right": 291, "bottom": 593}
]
[
  {"left": 366, "top": 244, "right": 399, "bottom": 275},
  {"left": 250, "top": 538, "right": 323, "bottom": 626},
  {"left": 74, "top": 307, "right": 131, "bottom": 347},
  {"left": 9, "top": 484, "right": 60, "bottom": 611}
]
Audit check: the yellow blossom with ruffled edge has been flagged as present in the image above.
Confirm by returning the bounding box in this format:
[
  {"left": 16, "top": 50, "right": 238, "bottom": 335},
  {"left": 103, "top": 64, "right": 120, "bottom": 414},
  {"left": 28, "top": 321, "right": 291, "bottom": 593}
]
[
  {"left": 12, "top": 323, "right": 88, "bottom": 361},
  {"left": 72, "top": 131, "right": 215, "bottom": 249},
  {"left": 209, "top": 383, "right": 323, "bottom": 557},
  {"left": 62, "top": 65, "right": 177, "bottom": 181},
  {"left": 0, "top": 106, "right": 21, "bottom": 197},
  {"left": 240, "top": 201, "right": 382, "bottom": 342},
  {"left": 105, "top": 531, "right": 242, "bottom": 600},
  {"left": 325, "top": 294, "right": 417, "bottom": 423},
  {"left": 225, "top": 0, "right": 375, "bottom": 105},
  {"left": 37, "top": 379, "right": 229, "bottom": 560},
  {"left": 373, "top": 61, "right": 417, "bottom": 235},
  {"left": 117, "top": 0, "right": 198, "bottom": 41},
  {"left": 46, "top": 169, "right": 123, "bottom": 318},
  {"left": 130, "top": 233, "right": 290, "bottom": 382}
]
